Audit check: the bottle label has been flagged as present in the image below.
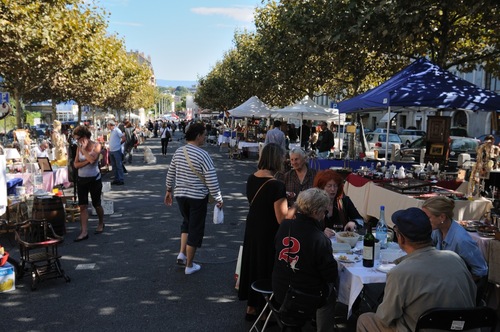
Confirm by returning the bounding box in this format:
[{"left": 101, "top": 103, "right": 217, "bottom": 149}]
[{"left": 363, "top": 246, "right": 374, "bottom": 260}]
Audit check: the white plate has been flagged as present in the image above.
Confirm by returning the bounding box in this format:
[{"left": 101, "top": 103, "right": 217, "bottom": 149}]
[
  {"left": 376, "top": 263, "right": 396, "bottom": 273},
  {"left": 334, "top": 254, "right": 361, "bottom": 263}
]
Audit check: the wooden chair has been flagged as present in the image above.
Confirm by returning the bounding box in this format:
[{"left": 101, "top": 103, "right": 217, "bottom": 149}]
[
  {"left": 415, "top": 306, "right": 497, "bottom": 331},
  {"left": 15, "top": 219, "right": 70, "bottom": 290}
]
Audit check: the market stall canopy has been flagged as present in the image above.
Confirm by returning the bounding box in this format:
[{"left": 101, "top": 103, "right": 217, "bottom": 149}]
[
  {"left": 338, "top": 57, "right": 500, "bottom": 114},
  {"left": 227, "top": 96, "right": 272, "bottom": 118},
  {"left": 272, "top": 96, "right": 339, "bottom": 121}
]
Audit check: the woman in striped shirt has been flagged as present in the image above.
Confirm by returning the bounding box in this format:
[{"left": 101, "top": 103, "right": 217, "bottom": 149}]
[{"left": 165, "top": 123, "right": 223, "bottom": 275}]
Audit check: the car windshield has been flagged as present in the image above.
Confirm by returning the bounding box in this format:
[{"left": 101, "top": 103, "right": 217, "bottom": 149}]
[
  {"left": 450, "top": 138, "right": 478, "bottom": 151},
  {"left": 378, "top": 134, "right": 402, "bottom": 142},
  {"left": 409, "top": 137, "right": 426, "bottom": 148}
]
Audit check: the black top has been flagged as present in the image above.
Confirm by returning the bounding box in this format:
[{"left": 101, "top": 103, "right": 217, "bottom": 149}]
[
  {"left": 272, "top": 214, "right": 338, "bottom": 305},
  {"left": 317, "top": 129, "right": 334, "bottom": 152},
  {"left": 323, "top": 195, "right": 364, "bottom": 230}
]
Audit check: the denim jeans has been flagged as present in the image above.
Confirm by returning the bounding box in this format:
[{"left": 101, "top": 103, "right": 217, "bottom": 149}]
[{"left": 110, "top": 150, "right": 124, "bottom": 182}]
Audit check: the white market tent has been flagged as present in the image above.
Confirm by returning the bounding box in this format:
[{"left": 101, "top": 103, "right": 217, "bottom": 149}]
[
  {"left": 272, "top": 96, "right": 338, "bottom": 121},
  {"left": 227, "top": 96, "right": 272, "bottom": 118},
  {"left": 272, "top": 96, "right": 343, "bottom": 145}
]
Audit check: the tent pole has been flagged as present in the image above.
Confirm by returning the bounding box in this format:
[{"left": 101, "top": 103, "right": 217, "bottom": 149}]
[{"left": 385, "top": 106, "right": 391, "bottom": 166}]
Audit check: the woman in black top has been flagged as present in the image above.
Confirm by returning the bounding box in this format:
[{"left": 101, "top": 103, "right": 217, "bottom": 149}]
[{"left": 313, "top": 169, "right": 364, "bottom": 238}]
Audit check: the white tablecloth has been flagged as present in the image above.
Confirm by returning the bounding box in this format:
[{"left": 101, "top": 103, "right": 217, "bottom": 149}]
[
  {"left": 344, "top": 176, "right": 492, "bottom": 227},
  {"left": 237, "top": 141, "right": 259, "bottom": 151},
  {"left": 469, "top": 231, "right": 494, "bottom": 261},
  {"left": 333, "top": 240, "right": 388, "bottom": 318}
]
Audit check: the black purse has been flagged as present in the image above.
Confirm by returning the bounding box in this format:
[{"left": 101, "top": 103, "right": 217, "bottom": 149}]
[{"left": 278, "top": 221, "right": 324, "bottom": 317}]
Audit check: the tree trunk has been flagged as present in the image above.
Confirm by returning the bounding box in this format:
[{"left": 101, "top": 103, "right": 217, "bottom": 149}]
[
  {"left": 51, "top": 99, "right": 57, "bottom": 123},
  {"left": 14, "top": 88, "right": 23, "bottom": 129}
]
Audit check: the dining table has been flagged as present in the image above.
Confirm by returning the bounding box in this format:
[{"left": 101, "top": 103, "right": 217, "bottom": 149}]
[{"left": 331, "top": 238, "right": 406, "bottom": 318}]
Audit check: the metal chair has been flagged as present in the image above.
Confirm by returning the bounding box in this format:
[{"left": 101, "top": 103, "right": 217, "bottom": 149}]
[
  {"left": 414, "top": 306, "right": 497, "bottom": 331},
  {"left": 15, "top": 219, "right": 70, "bottom": 290},
  {"left": 249, "top": 279, "right": 274, "bottom": 332}
]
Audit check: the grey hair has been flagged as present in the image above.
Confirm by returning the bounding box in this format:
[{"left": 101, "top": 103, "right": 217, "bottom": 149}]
[
  {"left": 296, "top": 188, "right": 329, "bottom": 217},
  {"left": 289, "top": 147, "right": 307, "bottom": 159}
]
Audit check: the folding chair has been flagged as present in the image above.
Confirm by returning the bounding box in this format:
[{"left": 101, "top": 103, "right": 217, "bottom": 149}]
[{"left": 415, "top": 306, "right": 497, "bottom": 331}]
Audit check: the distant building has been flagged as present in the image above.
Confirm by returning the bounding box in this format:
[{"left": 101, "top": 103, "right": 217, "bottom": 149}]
[{"left": 127, "top": 50, "right": 156, "bottom": 86}]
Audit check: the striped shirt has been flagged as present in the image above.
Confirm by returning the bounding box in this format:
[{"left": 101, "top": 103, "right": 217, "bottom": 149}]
[{"left": 166, "top": 143, "right": 222, "bottom": 202}]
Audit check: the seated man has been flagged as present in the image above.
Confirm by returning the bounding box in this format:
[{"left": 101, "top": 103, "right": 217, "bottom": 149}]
[
  {"left": 34, "top": 140, "right": 50, "bottom": 158},
  {"left": 357, "top": 207, "right": 476, "bottom": 332},
  {"left": 273, "top": 188, "right": 338, "bottom": 332}
]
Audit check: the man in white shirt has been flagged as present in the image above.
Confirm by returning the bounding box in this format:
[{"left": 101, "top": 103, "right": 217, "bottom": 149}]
[
  {"left": 107, "top": 120, "right": 125, "bottom": 185},
  {"left": 264, "top": 120, "right": 286, "bottom": 151},
  {"left": 34, "top": 140, "right": 50, "bottom": 158}
]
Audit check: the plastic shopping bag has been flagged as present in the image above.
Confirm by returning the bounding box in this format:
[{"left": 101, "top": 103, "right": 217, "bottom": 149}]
[
  {"left": 213, "top": 205, "right": 224, "bottom": 224},
  {"left": 235, "top": 245, "right": 243, "bottom": 290}
]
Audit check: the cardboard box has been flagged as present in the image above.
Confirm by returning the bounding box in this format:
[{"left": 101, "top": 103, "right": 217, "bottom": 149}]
[
  {"left": 0, "top": 262, "right": 15, "bottom": 293},
  {"left": 89, "top": 200, "right": 114, "bottom": 215}
]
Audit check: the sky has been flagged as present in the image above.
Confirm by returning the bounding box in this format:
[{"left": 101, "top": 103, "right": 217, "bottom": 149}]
[{"left": 98, "top": 0, "right": 263, "bottom": 82}]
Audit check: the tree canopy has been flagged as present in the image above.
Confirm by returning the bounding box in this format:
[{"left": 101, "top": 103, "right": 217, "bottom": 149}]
[
  {"left": 195, "top": 0, "right": 499, "bottom": 112},
  {"left": 0, "top": 0, "right": 155, "bottom": 127}
]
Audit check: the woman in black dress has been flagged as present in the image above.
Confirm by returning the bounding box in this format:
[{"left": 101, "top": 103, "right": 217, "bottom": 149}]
[{"left": 238, "top": 143, "right": 289, "bottom": 321}]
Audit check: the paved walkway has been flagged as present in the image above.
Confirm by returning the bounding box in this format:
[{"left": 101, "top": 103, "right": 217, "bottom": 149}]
[{"left": 0, "top": 132, "right": 359, "bottom": 332}]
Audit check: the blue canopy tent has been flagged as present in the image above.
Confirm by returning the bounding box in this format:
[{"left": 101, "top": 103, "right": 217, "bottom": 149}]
[
  {"left": 338, "top": 57, "right": 500, "bottom": 162},
  {"left": 338, "top": 57, "right": 500, "bottom": 113}
]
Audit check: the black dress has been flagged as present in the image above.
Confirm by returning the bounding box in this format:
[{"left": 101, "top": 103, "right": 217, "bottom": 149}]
[{"left": 238, "top": 174, "right": 286, "bottom": 309}]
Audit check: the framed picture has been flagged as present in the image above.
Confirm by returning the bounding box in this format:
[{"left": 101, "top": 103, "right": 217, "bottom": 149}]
[
  {"left": 429, "top": 143, "right": 445, "bottom": 156},
  {"left": 37, "top": 157, "right": 53, "bottom": 172}
]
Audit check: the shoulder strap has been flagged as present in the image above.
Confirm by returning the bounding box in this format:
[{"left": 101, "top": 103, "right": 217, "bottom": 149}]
[
  {"left": 249, "top": 178, "right": 275, "bottom": 206},
  {"left": 183, "top": 146, "right": 206, "bottom": 185}
]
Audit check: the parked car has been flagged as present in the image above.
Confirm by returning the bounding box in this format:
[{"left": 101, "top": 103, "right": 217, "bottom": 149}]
[
  {"left": 365, "top": 132, "right": 403, "bottom": 157},
  {"left": 372, "top": 128, "right": 398, "bottom": 134},
  {"left": 400, "top": 136, "right": 480, "bottom": 169},
  {"left": 399, "top": 129, "right": 426, "bottom": 146}
]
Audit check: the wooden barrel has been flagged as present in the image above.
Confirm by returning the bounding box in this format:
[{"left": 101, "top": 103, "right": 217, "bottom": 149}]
[{"left": 32, "top": 196, "right": 66, "bottom": 236}]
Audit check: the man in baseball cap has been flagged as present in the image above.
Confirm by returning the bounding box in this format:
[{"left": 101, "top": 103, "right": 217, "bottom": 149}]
[{"left": 357, "top": 207, "right": 476, "bottom": 332}]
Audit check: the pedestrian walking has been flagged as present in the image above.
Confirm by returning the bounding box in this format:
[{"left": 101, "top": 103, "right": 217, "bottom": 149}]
[{"left": 164, "top": 122, "right": 223, "bottom": 275}]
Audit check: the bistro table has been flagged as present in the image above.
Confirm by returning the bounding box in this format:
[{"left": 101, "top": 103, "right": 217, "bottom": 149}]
[{"left": 331, "top": 238, "right": 406, "bottom": 318}]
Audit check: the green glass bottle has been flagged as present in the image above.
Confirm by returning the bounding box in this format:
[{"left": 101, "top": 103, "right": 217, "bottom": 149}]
[{"left": 363, "top": 223, "right": 375, "bottom": 267}]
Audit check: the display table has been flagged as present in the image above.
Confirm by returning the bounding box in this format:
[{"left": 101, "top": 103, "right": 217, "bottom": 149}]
[
  {"left": 469, "top": 232, "right": 495, "bottom": 261},
  {"left": 309, "top": 159, "right": 413, "bottom": 171},
  {"left": 344, "top": 174, "right": 492, "bottom": 225},
  {"left": 237, "top": 141, "right": 259, "bottom": 151},
  {"left": 6, "top": 167, "right": 71, "bottom": 194}
]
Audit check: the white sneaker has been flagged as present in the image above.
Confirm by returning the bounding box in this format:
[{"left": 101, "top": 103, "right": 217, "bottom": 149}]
[
  {"left": 177, "top": 253, "right": 187, "bottom": 266},
  {"left": 185, "top": 263, "right": 201, "bottom": 275}
]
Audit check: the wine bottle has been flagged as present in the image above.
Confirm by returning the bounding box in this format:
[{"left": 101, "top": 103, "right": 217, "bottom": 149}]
[
  {"left": 363, "top": 223, "right": 375, "bottom": 267},
  {"left": 376, "top": 206, "right": 388, "bottom": 249}
]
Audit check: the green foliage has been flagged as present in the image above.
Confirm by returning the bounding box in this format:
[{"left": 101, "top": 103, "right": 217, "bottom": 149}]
[
  {"left": 0, "top": 0, "right": 156, "bottom": 127},
  {"left": 196, "top": 0, "right": 499, "bottom": 110}
]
